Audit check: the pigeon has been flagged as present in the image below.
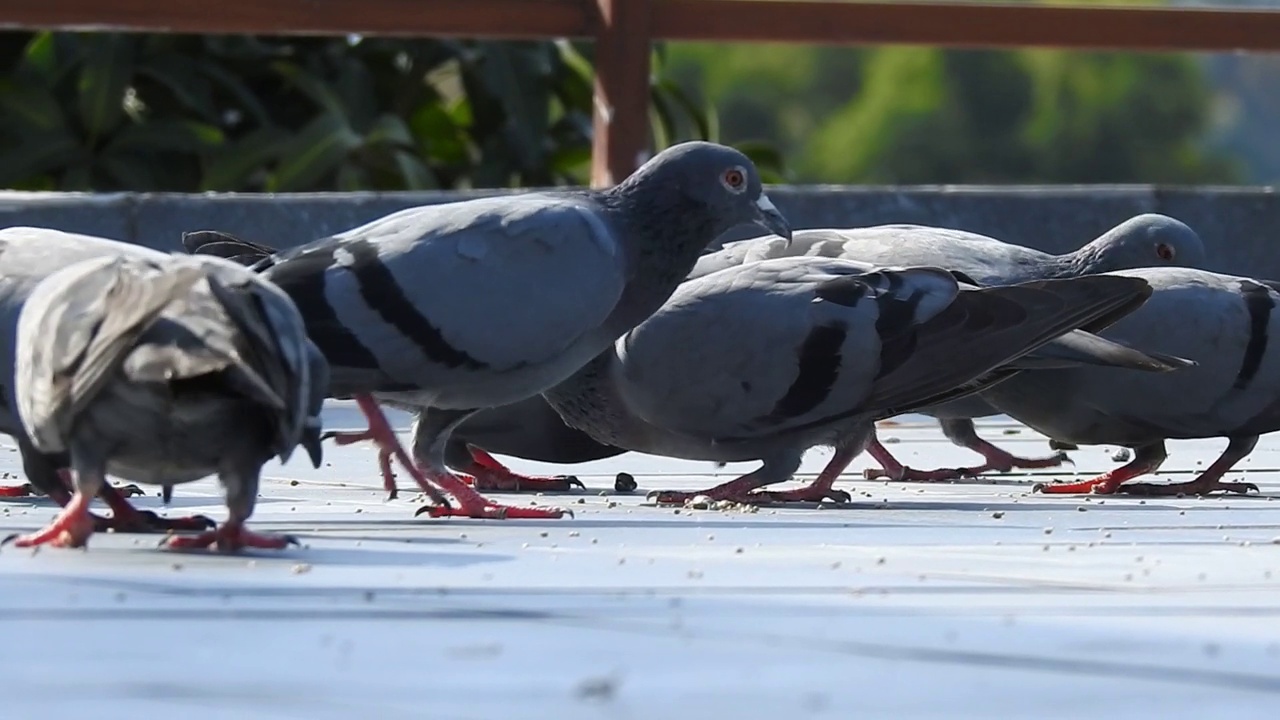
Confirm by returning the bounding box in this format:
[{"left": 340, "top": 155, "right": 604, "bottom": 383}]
[
  {"left": 686, "top": 214, "right": 1208, "bottom": 482},
  {"left": 440, "top": 395, "right": 624, "bottom": 491},
  {"left": 535, "top": 256, "right": 1187, "bottom": 505},
  {"left": 183, "top": 140, "right": 792, "bottom": 519},
  {"left": 5, "top": 250, "right": 327, "bottom": 550},
  {"left": 0, "top": 227, "right": 246, "bottom": 536},
  {"left": 979, "top": 267, "right": 1280, "bottom": 496}
]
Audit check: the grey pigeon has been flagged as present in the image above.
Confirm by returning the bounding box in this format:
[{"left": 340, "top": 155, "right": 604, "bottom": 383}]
[
  {"left": 184, "top": 140, "right": 792, "bottom": 519},
  {"left": 686, "top": 214, "right": 1207, "bottom": 482},
  {"left": 5, "top": 249, "right": 327, "bottom": 550},
  {"left": 407, "top": 213, "right": 1208, "bottom": 490},
  {"left": 980, "top": 267, "right": 1280, "bottom": 496},
  {"left": 0, "top": 227, "right": 257, "bottom": 536},
  {"left": 536, "top": 256, "right": 1186, "bottom": 505}
]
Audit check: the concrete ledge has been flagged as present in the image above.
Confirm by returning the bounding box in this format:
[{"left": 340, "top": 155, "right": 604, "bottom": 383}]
[{"left": 1, "top": 185, "right": 1276, "bottom": 276}]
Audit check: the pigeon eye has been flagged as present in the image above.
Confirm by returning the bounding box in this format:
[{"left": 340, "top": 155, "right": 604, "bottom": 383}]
[
  {"left": 1156, "top": 243, "right": 1175, "bottom": 261},
  {"left": 721, "top": 166, "right": 746, "bottom": 193}
]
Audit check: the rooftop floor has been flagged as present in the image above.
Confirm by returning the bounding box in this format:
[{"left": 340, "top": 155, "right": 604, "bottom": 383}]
[{"left": 2, "top": 401, "right": 1278, "bottom": 719}]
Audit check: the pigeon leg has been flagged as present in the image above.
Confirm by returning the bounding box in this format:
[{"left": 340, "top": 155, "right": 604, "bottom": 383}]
[
  {"left": 349, "top": 394, "right": 449, "bottom": 506},
  {"left": 937, "top": 418, "right": 1072, "bottom": 473},
  {"left": 648, "top": 456, "right": 800, "bottom": 506},
  {"left": 322, "top": 427, "right": 399, "bottom": 500},
  {"left": 4, "top": 451, "right": 108, "bottom": 548},
  {"left": 97, "top": 482, "right": 216, "bottom": 533},
  {"left": 409, "top": 408, "right": 571, "bottom": 519},
  {"left": 744, "top": 445, "right": 857, "bottom": 504},
  {"left": 864, "top": 423, "right": 1069, "bottom": 482},
  {"left": 3, "top": 489, "right": 96, "bottom": 548},
  {"left": 415, "top": 469, "right": 574, "bottom": 519},
  {"left": 461, "top": 447, "right": 584, "bottom": 492},
  {"left": 165, "top": 465, "right": 297, "bottom": 552},
  {"left": 1035, "top": 442, "right": 1168, "bottom": 495},
  {"left": 863, "top": 437, "right": 968, "bottom": 482},
  {"left": 1117, "top": 436, "right": 1260, "bottom": 497}
]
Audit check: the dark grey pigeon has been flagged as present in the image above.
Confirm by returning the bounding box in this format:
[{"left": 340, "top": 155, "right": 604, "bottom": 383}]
[
  {"left": 404, "top": 213, "right": 1207, "bottom": 491},
  {"left": 5, "top": 244, "right": 326, "bottom": 551},
  {"left": 981, "top": 267, "right": 1280, "bottom": 497},
  {"left": 536, "top": 256, "right": 1186, "bottom": 505},
  {"left": 184, "top": 140, "right": 792, "bottom": 519},
  {"left": 686, "top": 214, "right": 1208, "bottom": 482},
  {"left": 0, "top": 227, "right": 280, "bottom": 537}
]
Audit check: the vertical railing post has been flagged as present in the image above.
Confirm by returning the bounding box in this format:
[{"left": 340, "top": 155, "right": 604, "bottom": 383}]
[{"left": 590, "top": 0, "right": 653, "bottom": 188}]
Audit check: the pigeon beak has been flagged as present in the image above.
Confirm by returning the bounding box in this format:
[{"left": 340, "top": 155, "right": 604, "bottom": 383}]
[
  {"left": 753, "top": 194, "right": 792, "bottom": 245},
  {"left": 302, "top": 421, "right": 325, "bottom": 469}
]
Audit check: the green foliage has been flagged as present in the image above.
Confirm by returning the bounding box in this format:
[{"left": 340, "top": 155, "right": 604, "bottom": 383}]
[
  {"left": 667, "top": 43, "right": 1240, "bottom": 185},
  {"left": 0, "top": 32, "right": 729, "bottom": 192}
]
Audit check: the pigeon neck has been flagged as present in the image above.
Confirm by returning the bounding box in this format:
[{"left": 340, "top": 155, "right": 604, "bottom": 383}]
[
  {"left": 543, "top": 352, "right": 641, "bottom": 448},
  {"left": 1061, "top": 241, "right": 1110, "bottom": 276},
  {"left": 599, "top": 187, "right": 720, "bottom": 331}
]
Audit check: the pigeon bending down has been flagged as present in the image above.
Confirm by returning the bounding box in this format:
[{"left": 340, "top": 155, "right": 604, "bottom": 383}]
[
  {"left": 0, "top": 227, "right": 245, "bottom": 535},
  {"left": 979, "top": 267, "right": 1280, "bottom": 496},
  {"left": 536, "top": 256, "right": 1187, "bottom": 505},
  {"left": 688, "top": 214, "right": 1207, "bottom": 483},
  {"left": 184, "top": 141, "right": 792, "bottom": 519},
  {"left": 440, "top": 394, "right": 624, "bottom": 490},
  {"left": 5, "top": 251, "right": 327, "bottom": 550}
]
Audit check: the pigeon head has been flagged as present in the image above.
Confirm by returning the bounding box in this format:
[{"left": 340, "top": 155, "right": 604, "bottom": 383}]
[
  {"left": 1084, "top": 213, "right": 1207, "bottom": 272},
  {"left": 614, "top": 141, "right": 792, "bottom": 244}
]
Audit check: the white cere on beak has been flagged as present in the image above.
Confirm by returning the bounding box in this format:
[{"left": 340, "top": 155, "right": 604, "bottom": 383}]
[{"left": 756, "top": 194, "right": 780, "bottom": 216}]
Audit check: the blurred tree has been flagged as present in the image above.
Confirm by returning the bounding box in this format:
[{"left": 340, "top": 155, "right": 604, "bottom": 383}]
[
  {"left": 0, "top": 32, "right": 744, "bottom": 192},
  {"left": 668, "top": 43, "right": 1240, "bottom": 185}
]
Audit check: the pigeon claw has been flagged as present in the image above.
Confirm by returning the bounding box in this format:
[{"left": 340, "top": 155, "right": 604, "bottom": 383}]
[
  {"left": 163, "top": 526, "right": 299, "bottom": 552},
  {"left": 111, "top": 508, "right": 218, "bottom": 533},
  {"left": 4, "top": 499, "right": 96, "bottom": 548},
  {"left": 1116, "top": 479, "right": 1260, "bottom": 497},
  {"left": 465, "top": 471, "right": 585, "bottom": 493},
  {"left": 415, "top": 502, "right": 573, "bottom": 520},
  {"left": 746, "top": 486, "right": 853, "bottom": 505}
]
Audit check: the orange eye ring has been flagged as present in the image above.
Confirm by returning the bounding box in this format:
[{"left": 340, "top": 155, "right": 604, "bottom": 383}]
[
  {"left": 721, "top": 166, "right": 746, "bottom": 192},
  {"left": 1156, "top": 243, "right": 1175, "bottom": 261}
]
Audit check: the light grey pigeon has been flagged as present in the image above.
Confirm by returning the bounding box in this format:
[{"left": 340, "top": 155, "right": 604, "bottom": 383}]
[
  {"left": 685, "top": 214, "right": 1208, "bottom": 482},
  {"left": 183, "top": 140, "right": 792, "bottom": 519},
  {"left": 0, "top": 227, "right": 270, "bottom": 536},
  {"left": 980, "top": 267, "right": 1280, "bottom": 496},
  {"left": 536, "top": 256, "right": 1187, "bottom": 505},
  {"left": 5, "top": 249, "right": 327, "bottom": 550}
]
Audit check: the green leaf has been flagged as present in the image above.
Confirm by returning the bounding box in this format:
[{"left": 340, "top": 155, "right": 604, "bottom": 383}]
[
  {"left": 335, "top": 57, "right": 378, "bottom": 132},
  {"left": 364, "top": 114, "right": 416, "bottom": 150},
  {"left": 196, "top": 61, "right": 273, "bottom": 127},
  {"left": 734, "top": 139, "right": 787, "bottom": 180},
  {"left": 136, "top": 56, "right": 219, "bottom": 122},
  {"left": 271, "top": 60, "right": 348, "bottom": 117},
  {"left": 99, "top": 154, "right": 159, "bottom": 190},
  {"left": 410, "top": 102, "right": 469, "bottom": 166},
  {"left": 105, "top": 119, "right": 224, "bottom": 154},
  {"left": 77, "top": 34, "right": 134, "bottom": 141},
  {"left": 0, "top": 128, "right": 80, "bottom": 186},
  {"left": 268, "top": 112, "right": 361, "bottom": 191},
  {"left": 0, "top": 80, "right": 67, "bottom": 133},
  {"left": 393, "top": 149, "right": 437, "bottom": 190},
  {"left": 201, "top": 125, "right": 290, "bottom": 191},
  {"left": 17, "top": 32, "right": 58, "bottom": 82},
  {"left": 481, "top": 45, "right": 549, "bottom": 170},
  {"left": 653, "top": 77, "right": 712, "bottom": 141}
]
